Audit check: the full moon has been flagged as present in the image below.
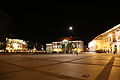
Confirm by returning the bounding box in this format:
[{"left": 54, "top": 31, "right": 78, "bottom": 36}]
[{"left": 69, "top": 26, "right": 73, "bottom": 30}]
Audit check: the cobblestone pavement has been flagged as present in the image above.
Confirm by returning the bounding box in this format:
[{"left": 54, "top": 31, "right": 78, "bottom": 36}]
[{"left": 0, "top": 53, "right": 120, "bottom": 80}]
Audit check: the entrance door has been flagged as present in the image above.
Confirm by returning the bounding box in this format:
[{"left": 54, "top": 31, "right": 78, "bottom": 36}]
[{"left": 114, "top": 45, "right": 117, "bottom": 54}]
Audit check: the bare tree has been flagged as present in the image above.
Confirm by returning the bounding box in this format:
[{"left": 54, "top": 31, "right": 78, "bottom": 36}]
[{"left": 0, "top": 11, "right": 16, "bottom": 52}]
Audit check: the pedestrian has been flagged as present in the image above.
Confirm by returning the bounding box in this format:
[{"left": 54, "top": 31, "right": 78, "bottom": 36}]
[
  {"left": 113, "top": 50, "right": 117, "bottom": 54},
  {"left": 76, "top": 52, "right": 78, "bottom": 55}
]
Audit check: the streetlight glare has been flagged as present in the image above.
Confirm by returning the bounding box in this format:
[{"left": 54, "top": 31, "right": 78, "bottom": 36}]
[{"left": 69, "top": 26, "right": 73, "bottom": 30}]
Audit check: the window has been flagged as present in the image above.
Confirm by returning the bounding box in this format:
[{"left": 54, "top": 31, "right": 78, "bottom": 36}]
[
  {"left": 109, "top": 37, "right": 111, "bottom": 41},
  {"left": 118, "top": 36, "right": 120, "bottom": 40},
  {"left": 7, "top": 45, "right": 9, "bottom": 47},
  {"left": 113, "top": 38, "right": 116, "bottom": 42}
]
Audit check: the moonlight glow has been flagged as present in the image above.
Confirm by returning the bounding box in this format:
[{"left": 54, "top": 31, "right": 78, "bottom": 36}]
[{"left": 69, "top": 26, "right": 73, "bottom": 30}]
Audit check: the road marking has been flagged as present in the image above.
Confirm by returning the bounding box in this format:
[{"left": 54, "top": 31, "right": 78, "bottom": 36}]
[{"left": 95, "top": 57, "right": 115, "bottom": 80}]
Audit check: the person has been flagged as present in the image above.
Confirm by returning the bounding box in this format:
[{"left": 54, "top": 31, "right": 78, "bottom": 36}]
[
  {"left": 113, "top": 50, "right": 117, "bottom": 54},
  {"left": 76, "top": 52, "right": 78, "bottom": 55}
]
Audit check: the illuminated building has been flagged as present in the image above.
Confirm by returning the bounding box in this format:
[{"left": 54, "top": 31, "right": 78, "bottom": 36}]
[
  {"left": 88, "top": 24, "right": 120, "bottom": 54},
  {"left": 46, "top": 42, "right": 62, "bottom": 53},
  {"left": 52, "top": 41, "right": 62, "bottom": 53},
  {"left": 71, "top": 40, "right": 84, "bottom": 53},
  {"left": 46, "top": 43, "right": 53, "bottom": 53},
  {"left": 0, "top": 42, "right": 4, "bottom": 52},
  {"left": 46, "top": 40, "right": 84, "bottom": 53},
  {"left": 6, "top": 38, "right": 27, "bottom": 52}
]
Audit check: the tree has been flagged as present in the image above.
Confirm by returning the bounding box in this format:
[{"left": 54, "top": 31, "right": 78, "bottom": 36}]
[
  {"left": 66, "top": 42, "right": 74, "bottom": 53},
  {"left": 0, "top": 33, "right": 15, "bottom": 52},
  {"left": 27, "top": 41, "right": 34, "bottom": 50},
  {"left": 34, "top": 41, "right": 42, "bottom": 51},
  {"left": 61, "top": 43, "right": 65, "bottom": 53},
  {"left": 0, "top": 43, "right": 4, "bottom": 50},
  {"left": 61, "top": 42, "right": 74, "bottom": 53},
  {"left": 0, "top": 11, "right": 16, "bottom": 52},
  {"left": 0, "top": 11, "right": 15, "bottom": 34}
]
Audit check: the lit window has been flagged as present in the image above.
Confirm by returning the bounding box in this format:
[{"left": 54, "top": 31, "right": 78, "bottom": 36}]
[{"left": 118, "top": 36, "right": 120, "bottom": 40}]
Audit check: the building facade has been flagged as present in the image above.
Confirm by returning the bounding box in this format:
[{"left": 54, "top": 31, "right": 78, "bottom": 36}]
[
  {"left": 46, "top": 39, "right": 84, "bottom": 53},
  {"left": 6, "top": 38, "right": 27, "bottom": 52},
  {"left": 46, "top": 43, "right": 53, "bottom": 53},
  {"left": 88, "top": 24, "right": 120, "bottom": 54}
]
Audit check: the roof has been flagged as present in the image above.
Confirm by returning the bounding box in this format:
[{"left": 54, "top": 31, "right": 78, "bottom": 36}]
[
  {"left": 57, "top": 36, "right": 81, "bottom": 41},
  {"left": 92, "top": 24, "right": 120, "bottom": 40}
]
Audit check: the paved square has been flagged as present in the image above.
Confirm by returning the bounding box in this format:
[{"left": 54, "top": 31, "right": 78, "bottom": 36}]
[
  {"left": 0, "top": 62, "right": 23, "bottom": 74},
  {"left": 0, "top": 70, "right": 63, "bottom": 80},
  {"left": 70, "top": 59, "right": 109, "bottom": 66},
  {"left": 37, "top": 63, "right": 104, "bottom": 80},
  {"left": 108, "top": 67, "right": 120, "bottom": 80},
  {"left": 0, "top": 53, "right": 120, "bottom": 80},
  {"left": 11, "top": 60, "right": 59, "bottom": 68}
]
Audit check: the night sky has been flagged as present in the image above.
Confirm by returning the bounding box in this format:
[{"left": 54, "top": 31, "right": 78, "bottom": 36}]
[{"left": 0, "top": 2, "right": 120, "bottom": 45}]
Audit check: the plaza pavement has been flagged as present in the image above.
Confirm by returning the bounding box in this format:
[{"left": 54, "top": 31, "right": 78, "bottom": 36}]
[{"left": 0, "top": 53, "right": 120, "bottom": 80}]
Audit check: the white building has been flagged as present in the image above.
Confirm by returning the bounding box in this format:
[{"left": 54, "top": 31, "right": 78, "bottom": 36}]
[
  {"left": 46, "top": 43, "right": 53, "bottom": 53},
  {"left": 88, "top": 24, "right": 120, "bottom": 54},
  {"left": 46, "top": 39, "right": 84, "bottom": 53},
  {"left": 6, "top": 38, "right": 27, "bottom": 52}
]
